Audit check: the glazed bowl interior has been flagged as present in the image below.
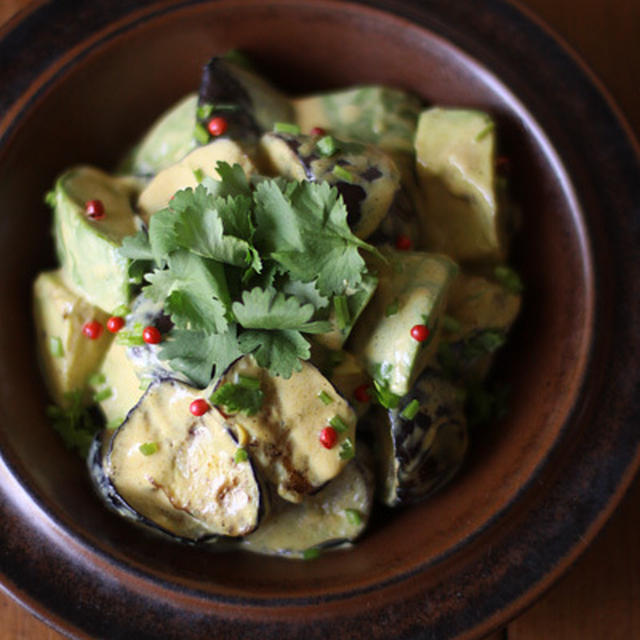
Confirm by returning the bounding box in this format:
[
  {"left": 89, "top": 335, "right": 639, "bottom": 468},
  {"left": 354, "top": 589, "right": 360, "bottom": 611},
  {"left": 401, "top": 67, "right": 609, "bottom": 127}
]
[{"left": 0, "top": 0, "right": 594, "bottom": 620}]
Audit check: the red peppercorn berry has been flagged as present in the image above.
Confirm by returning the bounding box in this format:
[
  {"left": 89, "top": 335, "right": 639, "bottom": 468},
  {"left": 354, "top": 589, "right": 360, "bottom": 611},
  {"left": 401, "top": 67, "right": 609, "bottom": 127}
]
[
  {"left": 395, "top": 234, "right": 412, "bottom": 251},
  {"left": 189, "top": 398, "right": 210, "bottom": 417},
  {"left": 207, "top": 116, "right": 228, "bottom": 137},
  {"left": 82, "top": 320, "right": 103, "bottom": 340},
  {"left": 354, "top": 384, "right": 371, "bottom": 403},
  {"left": 319, "top": 426, "right": 338, "bottom": 449},
  {"left": 106, "top": 316, "right": 125, "bottom": 333},
  {"left": 142, "top": 326, "right": 162, "bottom": 344},
  {"left": 310, "top": 126, "right": 326, "bottom": 136},
  {"left": 85, "top": 199, "right": 105, "bottom": 220},
  {"left": 410, "top": 324, "right": 430, "bottom": 342}
]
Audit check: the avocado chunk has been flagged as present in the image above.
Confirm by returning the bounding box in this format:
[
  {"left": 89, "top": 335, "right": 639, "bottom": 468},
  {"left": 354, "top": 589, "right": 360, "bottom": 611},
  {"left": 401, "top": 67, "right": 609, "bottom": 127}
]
[
  {"left": 137, "top": 138, "right": 257, "bottom": 222},
  {"left": 50, "top": 166, "right": 138, "bottom": 313},
  {"left": 293, "top": 85, "right": 422, "bottom": 155},
  {"left": 122, "top": 93, "right": 199, "bottom": 176},
  {"left": 33, "top": 270, "right": 112, "bottom": 406},
  {"left": 91, "top": 341, "right": 145, "bottom": 430},
  {"left": 213, "top": 356, "right": 357, "bottom": 504},
  {"left": 313, "top": 273, "right": 378, "bottom": 351},
  {"left": 242, "top": 447, "right": 374, "bottom": 558},
  {"left": 259, "top": 131, "right": 400, "bottom": 239},
  {"left": 369, "top": 368, "right": 468, "bottom": 507},
  {"left": 104, "top": 378, "right": 265, "bottom": 540},
  {"left": 350, "top": 249, "right": 458, "bottom": 397},
  {"left": 415, "top": 108, "right": 505, "bottom": 262},
  {"left": 438, "top": 272, "right": 521, "bottom": 382},
  {"left": 197, "top": 57, "right": 293, "bottom": 142}
]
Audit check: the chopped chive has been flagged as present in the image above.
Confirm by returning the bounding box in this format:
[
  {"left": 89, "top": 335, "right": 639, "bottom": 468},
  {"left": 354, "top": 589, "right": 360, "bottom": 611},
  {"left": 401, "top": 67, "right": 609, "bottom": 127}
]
[
  {"left": 193, "top": 168, "right": 205, "bottom": 183},
  {"left": 106, "top": 417, "right": 123, "bottom": 430},
  {"left": 385, "top": 299, "right": 399, "bottom": 317},
  {"left": 316, "top": 135, "right": 338, "bottom": 157},
  {"left": 442, "top": 315, "right": 462, "bottom": 333},
  {"left": 318, "top": 390, "right": 333, "bottom": 405},
  {"left": 87, "top": 371, "right": 106, "bottom": 387},
  {"left": 339, "top": 437, "right": 355, "bottom": 460},
  {"left": 237, "top": 375, "right": 261, "bottom": 390},
  {"left": 194, "top": 122, "right": 210, "bottom": 144},
  {"left": 345, "top": 508, "right": 362, "bottom": 526},
  {"left": 329, "top": 415, "right": 349, "bottom": 434},
  {"left": 332, "top": 165, "right": 354, "bottom": 182},
  {"left": 494, "top": 265, "right": 524, "bottom": 294},
  {"left": 400, "top": 398, "right": 420, "bottom": 420},
  {"left": 273, "top": 122, "right": 301, "bottom": 135},
  {"left": 196, "top": 103, "right": 214, "bottom": 120},
  {"left": 234, "top": 447, "right": 249, "bottom": 463},
  {"left": 49, "top": 336, "right": 64, "bottom": 358},
  {"left": 111, "top": 304, "right": 130, "bottom": 317},
  {"left": 93, "top": 387, "right": 113, "bottom": 403},
  {"left": 302, "top": 547, "right": 321, "bottom": 560},
  {"left": 475, "top": 121, "right": 495, "bottom": 141},
  {"left": 334, "top": 295, "right": 350, "bottom": 330},
  {"left": 139, "top": 442, "right": 158, "bottom": 456}
]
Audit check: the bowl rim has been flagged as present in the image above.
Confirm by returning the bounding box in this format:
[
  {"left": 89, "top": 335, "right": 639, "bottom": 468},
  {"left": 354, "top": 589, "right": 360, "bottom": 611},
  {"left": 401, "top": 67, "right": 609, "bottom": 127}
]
[{"left": 1, "top": 1, "right": 639, "bottom": 639}]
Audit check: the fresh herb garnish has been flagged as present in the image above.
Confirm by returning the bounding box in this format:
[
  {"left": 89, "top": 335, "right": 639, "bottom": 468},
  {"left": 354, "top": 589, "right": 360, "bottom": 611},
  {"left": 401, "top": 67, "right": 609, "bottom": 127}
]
[
  {"left": 339, "top": 437, "right": 355, "bottom": 460},
  {"left": 46, "top": 390, "right": 101, "bottom": 457},
  {"left": 273, "top": 122, "right": 301, "bottom": 135},
  {"left": 400, "top": 398, "right": 420, "bottom": 420},
  {"left": 139, "top": 442, "right": 158, "bottom": 456},
  {"left": 316, "top": 135, "right": 338, "bottom": 157},
  {"left": 494, "top": 265, "right": 524, "bottom": 294},
  {"left": 345, "top": 508, "right": 363, "bottom": 525},
  {"left": 318, "top": 390, "right": 333, "bottom": 405},
  {"left": 93, "top": 387, "right": 113, "bottom": 403},
  {"left": 210, "top": 381, "right": 264, "bottom": 416},
  {"left": 332, "top": 165, "right": 354, "bottom": 182},
  {"left": 372, "top": 378, "right": 401, "bottom": 409},
  {"left": 329, "top": 415, "right": 349, "bottom": 434},
  {"left": 234, "top": 447, "right": 249, "bottom": 463},
  {"left": 49, "top": 336, "right": 64, "bottom": 358},
  {"left": 119, "top": 162, "right": 376, "bottom": 383}
]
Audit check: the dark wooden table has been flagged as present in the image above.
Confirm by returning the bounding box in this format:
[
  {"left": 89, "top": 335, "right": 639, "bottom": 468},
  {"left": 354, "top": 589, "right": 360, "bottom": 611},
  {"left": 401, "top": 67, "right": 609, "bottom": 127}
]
[{"left": 1, "top": 1, "right": 638, "bottom": 638}]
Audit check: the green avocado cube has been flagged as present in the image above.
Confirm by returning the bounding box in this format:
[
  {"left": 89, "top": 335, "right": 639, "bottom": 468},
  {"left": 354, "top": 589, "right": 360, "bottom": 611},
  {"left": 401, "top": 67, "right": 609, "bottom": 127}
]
[
  {"left": 350, "top": 249, "right": 458, "bottom": 397},
  {"left": 33, "top": 270, "right": 113, "bottom": 406},
  {"left": 51, "top": 166, "right": 138, "bottom": 313},
  {"left": 415, "top": 107, "right": 506, "bottom": 263}
]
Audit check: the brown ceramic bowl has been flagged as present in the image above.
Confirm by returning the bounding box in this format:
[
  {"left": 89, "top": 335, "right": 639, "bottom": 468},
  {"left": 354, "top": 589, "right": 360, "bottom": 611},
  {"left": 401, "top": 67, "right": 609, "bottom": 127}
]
[{"left": 1, "top": 1, "right": 639, "bottom": 638}]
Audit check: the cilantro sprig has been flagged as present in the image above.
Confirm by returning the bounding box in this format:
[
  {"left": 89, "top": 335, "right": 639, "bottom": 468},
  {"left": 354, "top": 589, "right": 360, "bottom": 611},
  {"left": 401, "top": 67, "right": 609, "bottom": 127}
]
[{"left": 119, "top": 162, "right": 377, "bottom": 383}]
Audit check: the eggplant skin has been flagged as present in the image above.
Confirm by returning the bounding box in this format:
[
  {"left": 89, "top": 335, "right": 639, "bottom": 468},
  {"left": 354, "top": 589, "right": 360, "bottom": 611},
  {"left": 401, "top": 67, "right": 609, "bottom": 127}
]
[
  {"left": 371, "top": 369, "right": 469, "bottom": 507},
  {"left": 88, "top": 432, "right": 219, "bottom": 545}
]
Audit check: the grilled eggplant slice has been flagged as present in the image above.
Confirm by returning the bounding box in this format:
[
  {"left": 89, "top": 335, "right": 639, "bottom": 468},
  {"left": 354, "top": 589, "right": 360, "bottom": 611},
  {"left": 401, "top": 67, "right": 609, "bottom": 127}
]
[
  {"left": 242, "top": 447, "right": 374, "bottom": 558},
  {"left": 258, "top": 131, "right": 400, "bottom": 239},
  {"left": 197, "top": 56, "right": 293, "bottom": 142},
  {"left": 370, "top": 369, "right": 469, "bottom": 507},
  {"left": 96, "top": 378, "right": 266, "bottom": 540},
  {"left": 213, "top": 356, "right": 357, "bottom": 504}
]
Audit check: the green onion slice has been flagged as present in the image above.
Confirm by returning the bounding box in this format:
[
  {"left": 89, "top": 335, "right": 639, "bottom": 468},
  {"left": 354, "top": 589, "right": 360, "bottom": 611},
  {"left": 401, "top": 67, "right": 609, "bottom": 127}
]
[
  {"left": 345, "top": 508, "right": 362, "bottom": 526},
  {"left": 49, "top": 336, "right": 64, "bottom": 358},
  {"left": 139, "top": 442, "right": 158, "bottom": 456},
  {"left": 332, "top": 165, "right": 354, "bottom": 182},
  {"left": 400, "top": 398, "right": 420, "bottom": 420},
  {"left": 318, "top": 390, "right": 333, "bottom": 405},
  {"left": 329, "top": 415, "right": 349, "bottom": 434},
  {"left": 273, "top": 122, "right": 301, "bottom": 135}
]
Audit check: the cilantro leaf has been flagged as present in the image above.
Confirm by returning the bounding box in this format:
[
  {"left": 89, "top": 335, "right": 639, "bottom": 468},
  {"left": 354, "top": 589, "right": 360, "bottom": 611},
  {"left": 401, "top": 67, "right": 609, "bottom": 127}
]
[
  {"left": 210, "top": 382, "right": 264, "bottom": 416},
  {"left": 202, "top": 162, "right": 252, "bottom": 200},
  {"left": 144, "top": 250, "right": 230, "bottom": 333},
  {"left": 119, "top": 230, "right": 153, "bottom": 261},
  {"left": 46, "top": 390, "right": 101, "bottom": 457},
  {"left": 159, "top": 327, "right": 243, "bottom": 387},
  {"left": 150, "top": 185, "right": 257, "bottom": 270},
  {"left": 238, "top": 329, "right": 310, "bottom": 378},
  {"left": 253, "top": 180, "right": 373, "bottom": 297},
  {"left": 232, "top": 287, "right": 330, "bottom": 333}
]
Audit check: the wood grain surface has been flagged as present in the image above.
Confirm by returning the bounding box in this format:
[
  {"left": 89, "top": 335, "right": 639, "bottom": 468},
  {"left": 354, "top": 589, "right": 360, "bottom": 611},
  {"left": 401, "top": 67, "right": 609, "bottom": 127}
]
[{"left": 1, "top": 1, "right": 638, "bottom": 639}]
